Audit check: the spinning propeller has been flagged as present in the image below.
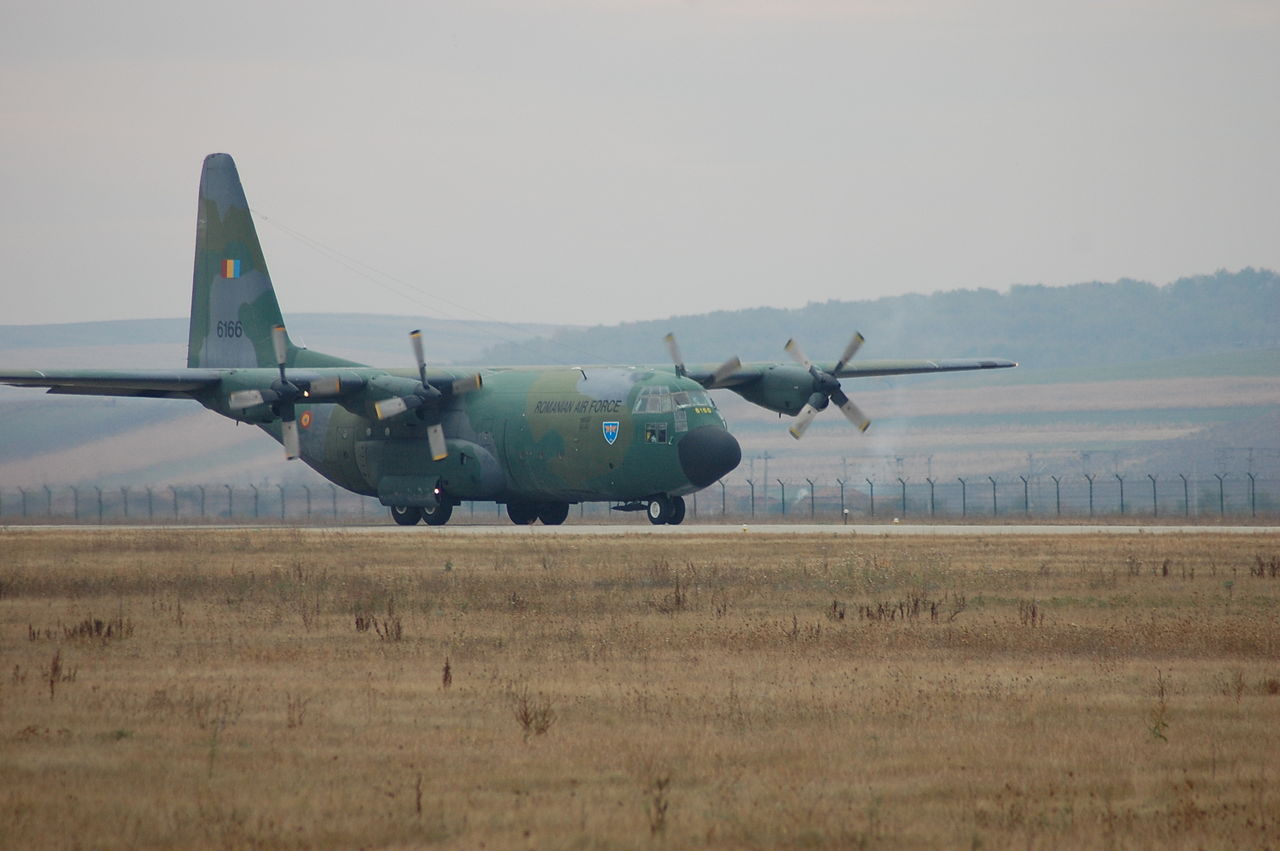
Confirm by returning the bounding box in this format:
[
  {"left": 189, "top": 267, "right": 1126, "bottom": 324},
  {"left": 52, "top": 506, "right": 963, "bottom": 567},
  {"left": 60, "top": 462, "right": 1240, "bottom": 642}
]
[
  {"left": 663, "top": 333, "right": 742, "bottom": 389},
  {"left": 226, "top": 324, "right": 341, "bottom": 460},
  {"left": 372, "top": 330, "right": 482, "bottom": 461},
  {"left": 784, "top": 332, "right": 871, "bottom": 439}
]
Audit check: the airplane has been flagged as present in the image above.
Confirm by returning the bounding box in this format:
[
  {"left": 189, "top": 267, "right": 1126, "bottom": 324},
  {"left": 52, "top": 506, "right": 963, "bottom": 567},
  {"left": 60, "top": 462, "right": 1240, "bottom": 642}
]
[{"left": 0, "top": 154, "right": 1016, "bottom": 526}]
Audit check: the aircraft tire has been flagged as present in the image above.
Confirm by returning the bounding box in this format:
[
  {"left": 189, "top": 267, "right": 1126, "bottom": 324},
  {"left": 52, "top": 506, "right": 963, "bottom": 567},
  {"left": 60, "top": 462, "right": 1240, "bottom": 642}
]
[
  {"left": 647, "top": 496, "right": 672, "bottom": 525},
  {"left": 390, "top": 505, "right": 422, "bottom": 526},
  {"left": 422, "top": 501, "right": 453, "bottom": 526},
  {"left": 537, "top": 502, "right": 570, "bottom": 526},
  {"left": 668, "top": 496, "right": 686, "bottom": 525},
  {"left": 507, "top": 502, "right": 538, "bottom": 525}
]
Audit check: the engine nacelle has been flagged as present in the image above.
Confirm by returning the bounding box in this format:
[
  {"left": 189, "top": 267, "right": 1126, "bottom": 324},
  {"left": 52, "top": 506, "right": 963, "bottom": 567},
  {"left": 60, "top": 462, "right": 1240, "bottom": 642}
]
[{"left": 728, "top": 365, "right": 815, "bottom": 416}]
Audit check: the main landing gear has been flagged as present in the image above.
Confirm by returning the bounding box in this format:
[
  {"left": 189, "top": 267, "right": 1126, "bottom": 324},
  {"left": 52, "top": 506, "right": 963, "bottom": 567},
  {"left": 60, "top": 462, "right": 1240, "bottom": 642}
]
[
  {"left": 646, "top": 495, "right": 686, "bottom": 526},
  {"left": 389, "top": 501, "right": 454, "bottom": 526},
  {"left": 506, "top": 501, "right": 571, "bottom": 526}
]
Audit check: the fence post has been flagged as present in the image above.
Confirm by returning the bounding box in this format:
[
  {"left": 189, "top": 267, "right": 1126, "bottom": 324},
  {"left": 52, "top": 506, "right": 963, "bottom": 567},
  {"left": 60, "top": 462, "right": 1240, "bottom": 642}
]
[
  {"left": 926, "top": 478, "right": 936, "bottom": 517},
  {"left": 330, "top": 484, "right": 338, "bottom": 518},
  {"left": 171, "top": 486, "right": 179, "bottom": 519},
  {"left": 1019, "top": 476, "right": 1029, "bottom": 516},
  {"left": 836, "top": 479, "right": 846, "bottom": 517},
  {"left": 303, "top": 485, "right": 312, "bottom": 519},
  {"left": 1214, "top": 474, "right": 1227, "bottom": 517},
  {"left": 718, "top": 479, "right": 726, "bottom": 515},
  {"left": 898, "top": 477, "right": 908, "bottom": 517},
  {"left": 277, "top": 484, "right": 286, "bottom": 520},
  {"left": 146, "top": 486, "right": 154, "bottom": 521},
  {"left": 225, "top": 484, "right": 233, "bottom": 518},
  {"left": 866, "top": 479, "right": 875, "bottom": 518},
  {"left": 1115, "top": 474, "right": 1125, "bottom": 516},
  {"left": 805, "top": 478, "right": 815, "bottom": 518},
  {"left": 44, "top": 485, "right": 53, "bottom": 517},
  {"left": 777, "top": 480, "right": 786, "bottom": 516},
  {"left": 1148, "top": 474, "right": 1157, "bottom": 517},
  {"left": 957, "top": 478, "right": 966, "bottom": 517},
  {"left": 249, "top": 484, "right": 260, "bottom": 519},
  {"left": 746, "top": 479, "right": 755, "bottom": 517},
  {"left": 1179, "top": 474, "right": 1189, "bottom": 517},
  {"left": 1247, "top": 473, "right": 1256, "bottom": 518},
  {"left": 988, "top": 476, "right": 997, "bottom": 517},
  {"left": 198, "top": 485, "right": 207, "bottom": 518},
  {"left": 1084, "top": 474, "right": 1094, "bottom": 517},
  {"left": 18, "top": 487, "right": 28, "bottom": 518},
  {"left": 1051, "top": 475, "right": 1061, "bottom": 516},
  {"left": 94, "top": 486, "right": 103, "bottom": 524}
]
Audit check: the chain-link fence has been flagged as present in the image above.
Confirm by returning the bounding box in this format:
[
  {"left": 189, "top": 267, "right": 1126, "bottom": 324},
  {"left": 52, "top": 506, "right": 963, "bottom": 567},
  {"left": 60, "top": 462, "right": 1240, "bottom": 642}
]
[{"left": 1, "top": 472, "right": 1276, "bottom": 524}]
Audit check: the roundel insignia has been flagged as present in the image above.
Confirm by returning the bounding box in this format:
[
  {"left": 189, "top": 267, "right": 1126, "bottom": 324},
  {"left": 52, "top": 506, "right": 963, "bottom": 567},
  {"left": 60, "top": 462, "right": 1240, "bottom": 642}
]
[
  {"left": 299, "top": 410, "right": 313, "bottom": 429},
  {"left": 602, "top": 421, "right": 620, "bottom": 445}
]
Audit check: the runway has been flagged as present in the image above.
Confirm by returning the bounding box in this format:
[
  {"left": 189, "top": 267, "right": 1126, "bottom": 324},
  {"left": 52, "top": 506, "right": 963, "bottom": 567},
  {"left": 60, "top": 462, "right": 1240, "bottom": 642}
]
[{"left": 3, "top": 522, "right": 1276, "bottom": 536}]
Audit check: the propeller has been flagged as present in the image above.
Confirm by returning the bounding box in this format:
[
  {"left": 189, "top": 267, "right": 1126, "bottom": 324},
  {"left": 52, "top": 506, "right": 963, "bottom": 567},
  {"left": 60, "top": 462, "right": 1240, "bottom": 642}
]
[
  {"left": 226, "top": 325, "right": 304, "bottom": 459},
  {"left": 783, "top": 332, "right": 871, "bottom": 439},
  {"left": 372, "top": 329, "right": 483, "bottom": 461},
  {"left": 663, "top": 332, "right": 742, "bottom": 389}
]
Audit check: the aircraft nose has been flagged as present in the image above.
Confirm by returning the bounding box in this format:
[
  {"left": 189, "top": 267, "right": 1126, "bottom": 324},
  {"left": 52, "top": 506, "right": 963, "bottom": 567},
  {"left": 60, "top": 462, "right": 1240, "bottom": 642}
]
[{"left": 678, "top": 426, "right": 742, "bottom": 488}]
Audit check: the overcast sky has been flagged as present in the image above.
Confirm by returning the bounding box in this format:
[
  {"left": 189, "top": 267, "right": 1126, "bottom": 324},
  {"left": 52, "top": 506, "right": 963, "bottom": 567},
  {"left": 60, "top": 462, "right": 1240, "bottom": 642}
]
[{"left": 2, "top": 0, "right": 1277, "bottom": 333}]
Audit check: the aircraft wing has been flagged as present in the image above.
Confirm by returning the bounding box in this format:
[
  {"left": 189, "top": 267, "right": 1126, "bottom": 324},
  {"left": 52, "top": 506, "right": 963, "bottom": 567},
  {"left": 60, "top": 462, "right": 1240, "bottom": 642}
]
[
  {"left": 687, "top": 357, "right": 1016, "bottom": 387},
  {"left": 0, "top": 369, "right": 224, "bottom": 399},
  {"left": 830, "top": 357, "right": 1018, "bottom": 379}
]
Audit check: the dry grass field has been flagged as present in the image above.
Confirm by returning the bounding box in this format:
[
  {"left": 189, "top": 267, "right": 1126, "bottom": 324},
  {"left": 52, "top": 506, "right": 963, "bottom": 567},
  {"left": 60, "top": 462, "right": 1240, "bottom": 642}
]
[{"left": 1, "top": 529, "right": 1277, "bottom": 849}]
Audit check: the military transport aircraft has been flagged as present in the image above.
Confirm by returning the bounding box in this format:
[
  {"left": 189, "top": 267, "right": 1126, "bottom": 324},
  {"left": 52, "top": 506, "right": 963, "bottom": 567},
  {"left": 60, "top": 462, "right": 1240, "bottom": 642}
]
[{"left": 0, "top": 154, "right": 1016, "bottom": 526}]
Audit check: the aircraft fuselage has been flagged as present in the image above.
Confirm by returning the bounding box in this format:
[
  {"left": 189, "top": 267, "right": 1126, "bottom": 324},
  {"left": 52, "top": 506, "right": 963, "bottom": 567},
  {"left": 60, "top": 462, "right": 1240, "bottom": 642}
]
[{"left": 208, "top": 365, "right": 740, "bottom": 510}]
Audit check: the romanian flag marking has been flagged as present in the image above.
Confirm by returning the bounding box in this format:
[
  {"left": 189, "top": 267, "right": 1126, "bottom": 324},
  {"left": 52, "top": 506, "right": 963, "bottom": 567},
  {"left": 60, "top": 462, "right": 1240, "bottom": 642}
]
[{"left": 222, "top": 259, "right": 241, "bottom": 278}]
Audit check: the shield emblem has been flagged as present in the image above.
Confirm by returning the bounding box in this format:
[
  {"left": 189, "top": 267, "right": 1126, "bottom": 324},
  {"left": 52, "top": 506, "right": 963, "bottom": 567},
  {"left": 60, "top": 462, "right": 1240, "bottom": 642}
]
[{"left": 602, "top": 421, "right": 620, "bottom": 445}]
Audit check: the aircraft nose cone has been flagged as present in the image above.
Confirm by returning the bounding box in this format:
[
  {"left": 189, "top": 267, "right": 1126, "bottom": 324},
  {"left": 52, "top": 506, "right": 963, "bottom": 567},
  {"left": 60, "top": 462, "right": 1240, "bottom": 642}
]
[{"left": 678, "top": 426, "right": 742, "bottom": 488}]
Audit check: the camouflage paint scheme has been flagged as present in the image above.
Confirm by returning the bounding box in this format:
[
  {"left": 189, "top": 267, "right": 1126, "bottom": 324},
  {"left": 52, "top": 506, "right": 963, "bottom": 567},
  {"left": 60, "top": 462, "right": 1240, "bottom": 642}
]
[{"left": 0, "top": 154, "right": 1016, "bottom": 525}]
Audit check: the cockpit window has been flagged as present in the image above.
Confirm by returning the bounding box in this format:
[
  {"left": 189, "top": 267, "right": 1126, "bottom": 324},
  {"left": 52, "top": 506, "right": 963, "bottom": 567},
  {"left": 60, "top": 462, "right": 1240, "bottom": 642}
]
[
  {"left": 672, "top": 390, "right": 714, "bottom": 409},
  {"left": 633, "top": 386, "right": 673, "bottom": 414},
  {"left": 634, "top": 386, "right": 715, "bottom": 413}
]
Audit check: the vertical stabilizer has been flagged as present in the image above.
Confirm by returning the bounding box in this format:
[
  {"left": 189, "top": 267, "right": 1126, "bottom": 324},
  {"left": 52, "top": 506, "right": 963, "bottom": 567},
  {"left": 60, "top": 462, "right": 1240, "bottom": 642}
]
[{"left": 188, "top": 153, "right": 290, "bottom": 368}]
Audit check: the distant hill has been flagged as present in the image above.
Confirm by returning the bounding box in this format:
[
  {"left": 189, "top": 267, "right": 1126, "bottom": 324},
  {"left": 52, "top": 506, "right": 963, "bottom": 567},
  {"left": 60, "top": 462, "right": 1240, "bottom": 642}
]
[
  {"left": 473, "top": 268, "right": 1280, "bottom": 370},
  {"left": 1, "top": 273, "right": 1276, "bottom": 491},
  {"left": 0, "top": 313, "right": 570, "bottom": 368}
]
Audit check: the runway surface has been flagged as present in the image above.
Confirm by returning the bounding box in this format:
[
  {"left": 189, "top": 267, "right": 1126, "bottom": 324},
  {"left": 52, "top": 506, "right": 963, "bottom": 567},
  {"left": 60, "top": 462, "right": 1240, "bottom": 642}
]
[{"left": 3, "top": 523, "right": 1276, "bottom": 536}]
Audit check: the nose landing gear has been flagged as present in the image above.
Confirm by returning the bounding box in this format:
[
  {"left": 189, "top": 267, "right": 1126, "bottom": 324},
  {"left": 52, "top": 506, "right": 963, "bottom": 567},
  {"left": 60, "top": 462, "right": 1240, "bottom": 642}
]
[{"left": 646, "top": 495, "right": 686, "bottom": 525}]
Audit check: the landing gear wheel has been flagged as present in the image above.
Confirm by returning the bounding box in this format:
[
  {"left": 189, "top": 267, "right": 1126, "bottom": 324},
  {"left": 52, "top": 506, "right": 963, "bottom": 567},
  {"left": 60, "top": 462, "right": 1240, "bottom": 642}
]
[
  {"left": 422, "top": 501, "right": 453, "bottom": 526},
  {"left": 537, "top": 502, "right": 570, "bottom": 526},
  {"left": 647, "top": 495, "right": 672, "bottom": 525},
  {"left": 668, "top": 496, "right": 686, "bottom": 525},
  {"left": 507, "top": 502, "right": 538, "bottom": 525},
  {"left": 390, "top": 505, "right": 422, "bottom": 526}
]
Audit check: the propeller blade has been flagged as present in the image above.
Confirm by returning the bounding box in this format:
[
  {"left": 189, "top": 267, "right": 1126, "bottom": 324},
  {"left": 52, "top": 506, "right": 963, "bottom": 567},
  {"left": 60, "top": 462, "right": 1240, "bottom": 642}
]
[
  {"left": 410, "top": 329, "right": 428, "bottom": 385},
  {"left": 833, "top": 332, "right": 866, "bottom": 373},
  {"left": 228, "top": 389, "right": 269, "bottom": 410},
  {"left": 281, "top": 418, "right": 300, "bottom": 460},
  {"left": 784, "top": 338, "right": 812, "bottom": 370},
  {"left": 663, "top": 333, "right": 687, "bottom": 377},
  {"left": 788, "top": 403, "right": 820, "bottom": 440},
  {"left": 271, "top": 325, "right": 288, "bottom": 369},
  {"left": 426, "top": 422, "right": 448, "bottom": 461},
  {"left": 451, "top": 374, "right": 483, "bottom": 395},
  {"left": 831, "top": 388, "right": 871, "bottom": 432},
  {"left": 374, "top": 396, "right": 411, "bottom": 420},
  {"left": 708, "top": 356, "right": 742, "bottom": 388}
]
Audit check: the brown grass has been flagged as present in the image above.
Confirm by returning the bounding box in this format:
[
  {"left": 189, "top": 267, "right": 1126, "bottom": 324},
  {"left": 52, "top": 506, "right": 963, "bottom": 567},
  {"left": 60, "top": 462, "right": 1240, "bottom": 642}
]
[{"left": 1, "top": 529, "right": 1278, "bottom": 848}]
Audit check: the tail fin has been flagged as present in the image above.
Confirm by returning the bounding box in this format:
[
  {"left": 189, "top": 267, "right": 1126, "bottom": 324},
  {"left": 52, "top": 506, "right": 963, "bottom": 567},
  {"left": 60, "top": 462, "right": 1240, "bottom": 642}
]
[{"left": 187, "top": 153, "right": 291, "bottom": 368}]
